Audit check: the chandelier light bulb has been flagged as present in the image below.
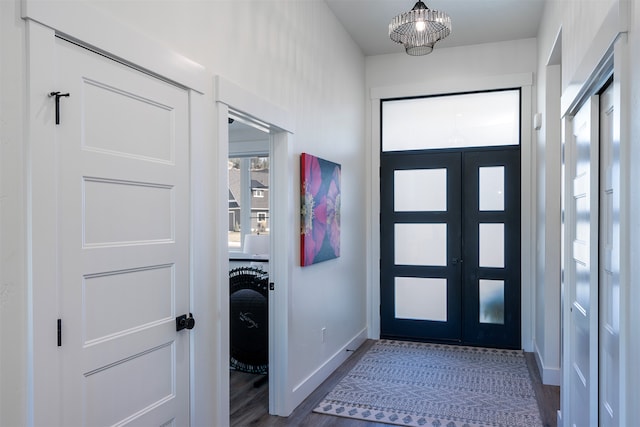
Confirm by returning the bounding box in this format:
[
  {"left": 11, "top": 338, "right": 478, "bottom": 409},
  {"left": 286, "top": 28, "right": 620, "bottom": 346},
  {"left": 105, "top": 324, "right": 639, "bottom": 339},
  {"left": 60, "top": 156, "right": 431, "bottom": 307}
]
[{"left": 415, "top": 20, "right": 426, "bottom": 32}]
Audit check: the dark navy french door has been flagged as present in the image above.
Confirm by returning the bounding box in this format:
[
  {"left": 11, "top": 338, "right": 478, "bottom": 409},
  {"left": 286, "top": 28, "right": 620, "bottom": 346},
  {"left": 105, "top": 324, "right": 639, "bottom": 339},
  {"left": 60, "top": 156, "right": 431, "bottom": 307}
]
[{"left": 380, "top": 147, "right": 521, "bottom": 349}]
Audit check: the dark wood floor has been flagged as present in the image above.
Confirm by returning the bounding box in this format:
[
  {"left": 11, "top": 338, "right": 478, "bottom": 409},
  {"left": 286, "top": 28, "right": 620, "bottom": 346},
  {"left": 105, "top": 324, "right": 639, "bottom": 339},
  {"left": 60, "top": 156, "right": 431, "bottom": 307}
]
[{"left": 230, "top": 340, "right": 560, "bottom": 427}]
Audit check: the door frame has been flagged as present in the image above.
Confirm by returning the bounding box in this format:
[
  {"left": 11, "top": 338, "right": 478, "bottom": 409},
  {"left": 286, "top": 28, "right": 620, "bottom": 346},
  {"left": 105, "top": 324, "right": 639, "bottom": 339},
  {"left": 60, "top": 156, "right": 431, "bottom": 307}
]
[
  {"left": 22, "top": 3, "right": 210, "bottom": 425},
  {"left": 368, "top": 73, "right": 535, "bottom": 350},
  {"left": 214, "top": 76, "right": 295, "bottom": 416}
]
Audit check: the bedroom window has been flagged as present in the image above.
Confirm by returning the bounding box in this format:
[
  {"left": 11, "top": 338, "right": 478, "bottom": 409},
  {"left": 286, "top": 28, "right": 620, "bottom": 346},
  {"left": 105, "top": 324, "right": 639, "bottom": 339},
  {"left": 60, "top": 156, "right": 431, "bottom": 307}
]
[{"left": 228, "top": 156, "right": 269, "bottom": 253}]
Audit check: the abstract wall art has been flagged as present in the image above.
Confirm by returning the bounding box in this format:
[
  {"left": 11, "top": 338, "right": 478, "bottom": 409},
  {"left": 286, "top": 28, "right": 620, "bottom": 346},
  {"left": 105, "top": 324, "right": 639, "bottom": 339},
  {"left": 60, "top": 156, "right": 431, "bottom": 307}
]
[{"left": 300, "top": 153, "right": 341, "bottom": 266}]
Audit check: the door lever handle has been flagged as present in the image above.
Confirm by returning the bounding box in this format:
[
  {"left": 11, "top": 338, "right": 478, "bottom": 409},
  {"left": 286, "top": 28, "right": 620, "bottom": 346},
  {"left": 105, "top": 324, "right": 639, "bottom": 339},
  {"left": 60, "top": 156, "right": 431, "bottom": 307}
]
[{"left": 452, "top": 257, "right": 463, "bottom": 265}]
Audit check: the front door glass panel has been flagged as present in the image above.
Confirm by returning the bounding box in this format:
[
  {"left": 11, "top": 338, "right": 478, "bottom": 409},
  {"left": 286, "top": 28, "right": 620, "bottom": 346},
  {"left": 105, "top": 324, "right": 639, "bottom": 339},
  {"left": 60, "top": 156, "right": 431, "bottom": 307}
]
[
  {"left": 394, "top": 223, "right": 447, "bottom": 266},
  {"left": 479, "top": 166, "right": 505, "bottom": 211},
  {"left": 395, "top": 277, "right": 447, "bottom": 322},
  {"left": 394, "top": 169, "right": 447, "bottom": 211},
  {"left": 479, "top": 223, "right": 505, "bottom": 268},
  {"left": 479, "top": 279, "right": 505, "bottom": 324}
]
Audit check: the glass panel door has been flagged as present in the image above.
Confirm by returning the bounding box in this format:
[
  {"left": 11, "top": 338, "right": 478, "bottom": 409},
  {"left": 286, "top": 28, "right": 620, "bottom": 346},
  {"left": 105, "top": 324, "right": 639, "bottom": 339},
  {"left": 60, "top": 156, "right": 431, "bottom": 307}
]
[
  {"left": 380, "top": 152, "right": 463, "bottom": 342},
  {"left": 462, "top": 150, "right": 521, "bottom": 348},
  {"left": 380, "top": 149, "right": 521, "bottom": 348}
]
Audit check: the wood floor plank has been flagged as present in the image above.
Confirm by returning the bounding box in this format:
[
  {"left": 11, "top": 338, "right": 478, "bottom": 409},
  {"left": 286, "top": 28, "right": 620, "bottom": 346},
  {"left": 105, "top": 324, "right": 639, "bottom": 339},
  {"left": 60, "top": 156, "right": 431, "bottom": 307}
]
[
  {"left": 524, "top": 352, "right": 561, "bottom": 427},
  {"left": 230, "top": 340, "right": 560, "bottom": 427}
]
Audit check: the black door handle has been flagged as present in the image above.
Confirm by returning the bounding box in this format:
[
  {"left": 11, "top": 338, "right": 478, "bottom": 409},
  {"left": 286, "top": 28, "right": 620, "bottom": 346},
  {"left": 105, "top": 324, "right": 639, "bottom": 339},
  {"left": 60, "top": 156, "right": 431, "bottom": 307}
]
[{"left": 176, "top": 313, "right": 195, "bottom": 331}]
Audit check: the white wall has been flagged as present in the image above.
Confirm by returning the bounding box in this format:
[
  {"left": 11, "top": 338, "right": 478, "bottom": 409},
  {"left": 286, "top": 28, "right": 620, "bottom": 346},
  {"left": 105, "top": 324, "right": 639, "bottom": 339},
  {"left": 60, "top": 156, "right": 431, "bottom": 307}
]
[
  {"left": 535, "top": 60, "right": 562, "bottom": 386},
  {"left": 0, "top": 1, "right": 28, "bottom": 426},
  {"left": 533, "top": 1, "right": 564, "bottom": 386},
  {"left": 559, "top": 0, "right": 618, "bottom": 92},
  {"left": 366, "top": 38, "right": 537, "bottom": 88},
  {"left": 1, "top": 0, "right": 366, "bottom": 423}
]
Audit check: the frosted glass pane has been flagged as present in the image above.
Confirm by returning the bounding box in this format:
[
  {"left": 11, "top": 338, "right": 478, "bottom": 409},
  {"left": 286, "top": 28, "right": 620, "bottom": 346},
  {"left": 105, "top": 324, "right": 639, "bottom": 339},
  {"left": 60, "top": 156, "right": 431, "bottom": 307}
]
[
  {"left": 395, "top": 223, "right": 447, "bottom": 266},
  {"left": 479, "top": 166, "right": 504, "bottom": 211},
  {"left": 479, "top": 223, "right": 504, "bottom": 267},
  {"left": 382, "top": 90, "right": 519, "bottom": 151},
  {"left": 575, "top": 261, "right": 590, "bottom": 312},
  {"left": 395, "top": 277, "right": 447, "bottom": 321},
  {"left": 479, "top": 280, "right": 504, "bottom": 324},
  {"left": 394, "top": 169, "right": 447, "bottom": 212}
]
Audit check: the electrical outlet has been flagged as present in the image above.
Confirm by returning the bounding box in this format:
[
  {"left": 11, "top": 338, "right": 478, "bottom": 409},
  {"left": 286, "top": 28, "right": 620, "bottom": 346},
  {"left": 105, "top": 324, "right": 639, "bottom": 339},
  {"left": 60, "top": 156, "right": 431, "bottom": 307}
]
[{"left": 321, "top": 327, "right": 326, "bottom": 343}]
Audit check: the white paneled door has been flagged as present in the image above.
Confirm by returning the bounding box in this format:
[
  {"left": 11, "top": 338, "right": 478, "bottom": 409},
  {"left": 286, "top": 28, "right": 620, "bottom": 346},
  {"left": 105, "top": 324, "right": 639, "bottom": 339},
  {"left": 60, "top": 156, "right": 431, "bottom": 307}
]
[
  {"left": 566, "top": 96, "right": 599, "bottom": 427},
  {"left": 54, "top": 37, "right": 191, "bottom": 426},
  {"left": 599, "top": 83, "right": 620, "bottom": 427}
]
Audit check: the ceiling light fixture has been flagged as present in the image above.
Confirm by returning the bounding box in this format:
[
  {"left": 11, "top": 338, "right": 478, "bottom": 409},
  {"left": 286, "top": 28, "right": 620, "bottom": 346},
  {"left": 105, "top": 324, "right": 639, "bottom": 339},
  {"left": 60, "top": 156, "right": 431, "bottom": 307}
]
[{"left": 389, "top": 0, "right": 452, "bottom": 56}]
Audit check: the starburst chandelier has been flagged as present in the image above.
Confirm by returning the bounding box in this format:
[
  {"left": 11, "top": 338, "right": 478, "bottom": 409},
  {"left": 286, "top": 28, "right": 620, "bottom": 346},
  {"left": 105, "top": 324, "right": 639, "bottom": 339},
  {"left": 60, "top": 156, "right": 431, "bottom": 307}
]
[{"left": 389, "top": 0, "right": 452, "bottom": 56}]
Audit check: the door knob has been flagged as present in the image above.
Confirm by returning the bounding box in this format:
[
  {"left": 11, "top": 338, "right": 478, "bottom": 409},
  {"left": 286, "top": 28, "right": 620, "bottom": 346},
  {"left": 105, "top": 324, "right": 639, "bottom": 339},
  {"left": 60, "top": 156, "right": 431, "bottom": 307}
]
[
  {"left": 176, "top": 313, "right": 195, "bottom": 331},
  {"left": 452, "top": 257, "right": 463, "bottom": 265}
]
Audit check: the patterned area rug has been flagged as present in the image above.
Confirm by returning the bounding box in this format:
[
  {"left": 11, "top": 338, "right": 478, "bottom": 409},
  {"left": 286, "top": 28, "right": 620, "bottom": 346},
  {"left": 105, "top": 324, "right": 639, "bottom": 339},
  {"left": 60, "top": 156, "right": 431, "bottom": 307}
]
[{"left": 313, "top": 340, "right": 543, "bottom": 427}]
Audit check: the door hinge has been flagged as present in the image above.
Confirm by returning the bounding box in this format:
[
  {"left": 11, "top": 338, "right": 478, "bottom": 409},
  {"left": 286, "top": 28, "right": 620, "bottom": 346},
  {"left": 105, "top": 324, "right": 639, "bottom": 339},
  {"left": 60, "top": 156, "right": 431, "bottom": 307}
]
[
  {"left": 57, "top": 318, "right": 62, "bottom": 347},
  {"left": 269, "top": 282, "right": 275, "bottom": 291}
]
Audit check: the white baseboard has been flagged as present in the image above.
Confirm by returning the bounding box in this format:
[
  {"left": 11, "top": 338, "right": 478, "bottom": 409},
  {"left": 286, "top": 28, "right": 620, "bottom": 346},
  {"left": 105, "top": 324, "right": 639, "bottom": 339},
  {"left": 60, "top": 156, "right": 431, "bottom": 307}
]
[
  {"left": 534, "top": 342, "right": 561, "bottom": 386},
  {"left": 286, "top": 328, "right": 368, "bottom": 415}
]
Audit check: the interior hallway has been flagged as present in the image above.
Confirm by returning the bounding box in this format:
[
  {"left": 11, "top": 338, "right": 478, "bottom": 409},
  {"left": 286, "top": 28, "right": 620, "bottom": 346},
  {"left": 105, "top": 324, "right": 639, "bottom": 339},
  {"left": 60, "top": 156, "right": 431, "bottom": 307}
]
[{"left": 230, "top": 340, "right": 560, "bottom": 427}]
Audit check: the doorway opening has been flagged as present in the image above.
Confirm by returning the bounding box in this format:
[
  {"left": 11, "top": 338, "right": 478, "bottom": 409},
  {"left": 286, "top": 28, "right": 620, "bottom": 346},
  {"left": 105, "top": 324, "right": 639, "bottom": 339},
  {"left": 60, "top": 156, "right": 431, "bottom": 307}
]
[
  {"left": 228, "top": 115, "right": 272, "bottom": 424},
  {"left": 216, "top": 75, "right": 294, "bottom": 420},
  {"left": 379, "top": 88, "right": 522, "bottom": 349}
]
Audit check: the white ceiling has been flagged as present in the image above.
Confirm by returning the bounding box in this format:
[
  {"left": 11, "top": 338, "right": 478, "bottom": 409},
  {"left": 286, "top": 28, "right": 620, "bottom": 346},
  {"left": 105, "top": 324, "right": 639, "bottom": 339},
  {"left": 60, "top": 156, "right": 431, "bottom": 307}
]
[{"left": 325, "top": 0, "right": 546, "bottom": 56}]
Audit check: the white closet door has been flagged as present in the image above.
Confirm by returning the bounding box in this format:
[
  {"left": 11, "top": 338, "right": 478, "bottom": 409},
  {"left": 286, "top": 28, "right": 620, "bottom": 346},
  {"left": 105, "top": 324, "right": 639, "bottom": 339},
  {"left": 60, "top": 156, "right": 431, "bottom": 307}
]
[
  {"left": 565, "top": 96, "right": 599, "bottom": 427},
  {"left": 599, "top": 83, "right": 620, "bottom": 427},
  {"left": 55, "top": 37, "right": 191, "bottom": 426}
]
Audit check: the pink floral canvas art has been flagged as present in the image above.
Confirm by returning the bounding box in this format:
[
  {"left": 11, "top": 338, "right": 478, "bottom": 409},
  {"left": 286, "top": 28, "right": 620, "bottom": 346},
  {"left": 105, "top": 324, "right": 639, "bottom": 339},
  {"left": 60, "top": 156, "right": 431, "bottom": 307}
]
[{"left": 300, "top": 153, "right": 341, "bottom": 266}]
